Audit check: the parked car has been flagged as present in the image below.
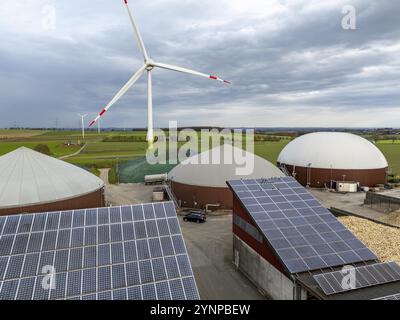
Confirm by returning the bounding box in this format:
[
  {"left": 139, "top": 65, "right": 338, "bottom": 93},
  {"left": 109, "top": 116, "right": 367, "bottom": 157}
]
[{"left": 183, "top": 211, "right": 206, "bottom": 223}]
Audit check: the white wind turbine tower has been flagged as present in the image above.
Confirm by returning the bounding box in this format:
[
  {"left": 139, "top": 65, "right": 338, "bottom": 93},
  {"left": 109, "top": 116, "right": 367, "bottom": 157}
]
[
  {"left": 89, "top": 0, "right": 230, "bottom": 146},
  {"left": 78, "top": 114, "right": 88, "bottom": 139}
]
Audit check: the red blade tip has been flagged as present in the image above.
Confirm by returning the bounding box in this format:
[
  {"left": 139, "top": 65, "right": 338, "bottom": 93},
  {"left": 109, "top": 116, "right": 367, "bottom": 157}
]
[{"left": 89, "top": 121, "right": 96, "bottom": 127}]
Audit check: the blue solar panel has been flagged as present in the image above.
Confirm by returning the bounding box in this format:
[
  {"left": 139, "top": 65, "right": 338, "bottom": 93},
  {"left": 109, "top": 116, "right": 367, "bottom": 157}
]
[
  {"left": 0, "top": 202, "right": 199, "bottom": 300},
  {"left": 228, "top": 177, "right": 377, "bottom": 273},
  {"left": 315, "top": 262, "right": 400, "bottom": 295}
]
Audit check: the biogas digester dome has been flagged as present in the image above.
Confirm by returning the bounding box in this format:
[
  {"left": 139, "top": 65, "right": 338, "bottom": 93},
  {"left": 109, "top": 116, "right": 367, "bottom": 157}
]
[
  {"left": 0, "top": 147, "right": 105, "bottom": 215},
  {"left": 168, "top": 144, "right": 284, "bottom": 210},
  {"left": 277, "top": 132, "right": 388, "bottom": 187}
]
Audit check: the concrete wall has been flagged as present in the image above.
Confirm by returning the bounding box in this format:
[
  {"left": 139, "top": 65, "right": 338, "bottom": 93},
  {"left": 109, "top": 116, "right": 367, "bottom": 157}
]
[
  {"left": 233, "top": 235, "right": 307, "bottom": 300},
  {"left": 365, "top": 191, "right": 400, "bottom": 212}
]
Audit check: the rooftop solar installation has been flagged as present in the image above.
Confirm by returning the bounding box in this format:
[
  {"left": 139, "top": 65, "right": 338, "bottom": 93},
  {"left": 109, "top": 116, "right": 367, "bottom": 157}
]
[
  {"left": 314, "top": 262, "right": 400, "bottom": 296},
  {"left": 227, "top": 177, "right": 377, "bottom": 274},
  {"left": 0, "top": 202, "right": 199, "bottom": 300},
  {"left": 374, "top": 293, "right": 400, "bottom": 300}
]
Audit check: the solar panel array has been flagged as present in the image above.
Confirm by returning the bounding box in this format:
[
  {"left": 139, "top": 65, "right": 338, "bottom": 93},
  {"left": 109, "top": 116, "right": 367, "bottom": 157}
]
[
  {"left": 227, "top": 177, "right": 377, "bottom": 274},
  {"left": 314, "top": 262, "right": 400, "bottom": 295},
  {"left": 0, "top": 202, "right": 199, "bottom": 300},
  {"left": 374, "top": 293, "right": 400, "bottom": 300}
]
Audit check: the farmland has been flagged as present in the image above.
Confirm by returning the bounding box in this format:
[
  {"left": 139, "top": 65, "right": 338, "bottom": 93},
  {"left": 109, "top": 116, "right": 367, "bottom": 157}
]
[
  {"left": 0, "top": 129, "right": 399, "bottom": 182},
  {"left": 0, "top": 130, "right": 149, "bottom": 171}
]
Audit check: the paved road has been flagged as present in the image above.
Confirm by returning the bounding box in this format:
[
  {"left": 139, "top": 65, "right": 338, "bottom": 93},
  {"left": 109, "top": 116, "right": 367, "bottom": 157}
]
[
  {"left": 309, "top": 188, "right": 400, "bottom": 227},
  {"left": 180, "top": 215, "right": 265, "bottom": 300},
  {"left": 99, "top": 168, "right": 110, "bottom": 185}
]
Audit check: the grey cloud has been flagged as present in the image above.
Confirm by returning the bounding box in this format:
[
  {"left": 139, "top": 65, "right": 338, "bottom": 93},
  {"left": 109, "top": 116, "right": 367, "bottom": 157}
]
[{"left": 0, "top": 0, "right": 399, "bottom": 128}]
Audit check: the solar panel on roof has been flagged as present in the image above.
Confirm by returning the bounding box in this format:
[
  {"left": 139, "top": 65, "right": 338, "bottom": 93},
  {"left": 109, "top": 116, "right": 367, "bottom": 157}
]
[
  {"left": 0, "top": 202, "right": 199, "bottom": 300},
  {"left": 374, "top": 293, "right": 400, "bottom": 300},
  {"left": 227, "top": 177, "right": 377, "bottom": 274},
  {"left": 314, "top": 262, "right": 400, "bottom": 296}
]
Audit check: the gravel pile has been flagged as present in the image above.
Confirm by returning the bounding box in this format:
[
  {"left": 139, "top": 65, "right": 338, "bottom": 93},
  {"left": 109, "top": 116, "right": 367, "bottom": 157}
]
[{"left": 338, "top": 216, "right": 400, "bottom": 265}]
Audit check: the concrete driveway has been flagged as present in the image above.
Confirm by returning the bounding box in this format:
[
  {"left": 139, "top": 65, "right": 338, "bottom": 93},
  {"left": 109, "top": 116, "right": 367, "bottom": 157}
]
[{"left": 180, "top": 215, "right": 265, "bottom": 300}]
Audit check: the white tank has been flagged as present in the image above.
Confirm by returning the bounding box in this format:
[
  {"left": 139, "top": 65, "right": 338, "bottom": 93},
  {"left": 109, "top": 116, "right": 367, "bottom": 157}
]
[{"left": 145, "top": 173, "right": 168, "bottom": 185}]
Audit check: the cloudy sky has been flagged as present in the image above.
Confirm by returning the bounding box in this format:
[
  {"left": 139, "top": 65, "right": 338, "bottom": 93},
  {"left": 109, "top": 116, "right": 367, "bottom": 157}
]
[{"left": 0, "top": 0, "right": 399, "bottom": 128}]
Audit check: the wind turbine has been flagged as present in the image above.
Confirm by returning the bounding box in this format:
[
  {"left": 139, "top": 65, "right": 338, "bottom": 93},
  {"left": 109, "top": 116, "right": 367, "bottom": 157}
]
[
  {"left": 78, "top": 114, "right": 88, "bottom": 139},
  {"left": 89, "top": 0, "right": 230, "bottom": 146}
]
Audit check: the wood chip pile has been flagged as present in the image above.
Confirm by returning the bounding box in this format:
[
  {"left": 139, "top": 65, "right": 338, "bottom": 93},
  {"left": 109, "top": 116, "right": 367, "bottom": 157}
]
[{"left": 338, "top": 216, "right": 400, "bottom": 265}]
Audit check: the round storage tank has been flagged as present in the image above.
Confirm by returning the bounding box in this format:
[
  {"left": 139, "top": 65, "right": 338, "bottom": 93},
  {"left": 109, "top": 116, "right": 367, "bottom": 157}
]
[
  {"left": 168, "top": 144, "right": 285, "bottom": 210},
  {"left": 277, "top": 132, "right": 388, "bottom": 187},
  {"left": 0, "top": 147, "right": 105, "bottom": 215}
]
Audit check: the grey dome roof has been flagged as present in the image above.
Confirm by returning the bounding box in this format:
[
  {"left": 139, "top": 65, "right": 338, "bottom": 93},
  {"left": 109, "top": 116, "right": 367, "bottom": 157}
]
[
  {"left": 168, "top": 144, "right": 284, "bottom": 188},
  {"left": 0, "top": 147, "right": 104, "bottom": 209}
]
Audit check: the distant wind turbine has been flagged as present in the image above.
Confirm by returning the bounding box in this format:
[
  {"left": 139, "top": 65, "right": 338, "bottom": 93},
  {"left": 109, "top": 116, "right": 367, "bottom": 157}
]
[
  {"left": 78, "top": 114, "right": 88, "bottom": 139},
  {"left": 89, "top": 0, "right": 230, "bottom": 146}
]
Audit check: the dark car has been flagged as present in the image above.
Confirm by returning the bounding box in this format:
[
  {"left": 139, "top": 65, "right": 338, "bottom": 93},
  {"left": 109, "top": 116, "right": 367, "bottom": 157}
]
[{"left": 183, "top": 212, "right": 206, "bottom": 223}]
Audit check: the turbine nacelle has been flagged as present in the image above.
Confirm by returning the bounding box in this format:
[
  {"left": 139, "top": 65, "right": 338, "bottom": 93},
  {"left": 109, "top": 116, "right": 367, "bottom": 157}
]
[
  {"left": 145, "top": 62, "right": 154, "bottom": 71},
  {"left": 146, "top": 58, "right": 155, "bottom": 67}
]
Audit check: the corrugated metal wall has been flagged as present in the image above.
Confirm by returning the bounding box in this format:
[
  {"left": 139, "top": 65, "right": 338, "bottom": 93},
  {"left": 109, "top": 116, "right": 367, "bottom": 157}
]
[
  {"left": 0, "top": 188, "right": 105, "bottom": 216},
  {"left": 279, "top": 164, "right": 387, "bottom": 187}
]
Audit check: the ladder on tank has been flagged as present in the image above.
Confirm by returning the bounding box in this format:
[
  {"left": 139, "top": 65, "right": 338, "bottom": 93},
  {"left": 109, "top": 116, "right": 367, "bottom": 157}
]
[
  {"left": 279, "top": 164, "right": 291, "bottom": 177},
  {"left": 163, "top": 182, "right": 180, "bottom": 210}
]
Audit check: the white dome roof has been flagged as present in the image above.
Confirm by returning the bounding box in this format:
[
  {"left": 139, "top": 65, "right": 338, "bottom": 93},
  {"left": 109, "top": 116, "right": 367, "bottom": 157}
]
[
  {"left": 168, "top": 144, "right": 284, "bottom": 188},
  {"left": 278, "top": 132, "right": 388, "bottom": 170},
  {"left": 0, "top": 147, "right": 104, "bottom": 208}
]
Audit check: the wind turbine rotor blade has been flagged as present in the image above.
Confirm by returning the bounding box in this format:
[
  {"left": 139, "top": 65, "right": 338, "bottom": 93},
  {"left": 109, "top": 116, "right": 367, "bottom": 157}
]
[
  {"left": 152, "top": 62, "right": 231, "bottom": 84},
  {"left": 89, "top": 65, "right": 146, "bottom": 127},
  {"left": 123, "top": 0, "right": 149, "bottom": 61}
]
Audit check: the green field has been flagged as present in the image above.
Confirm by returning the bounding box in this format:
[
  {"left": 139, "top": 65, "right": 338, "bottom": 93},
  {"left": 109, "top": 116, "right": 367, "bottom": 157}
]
[
  {"left": 0, "top": 130, "right": 399, "bottom": 182},
  {"left": 375, "top": 142, "right": 400, "bottom": 176},
  {"left": 0, "top": 129, "right": 149, "bottom": 172}
]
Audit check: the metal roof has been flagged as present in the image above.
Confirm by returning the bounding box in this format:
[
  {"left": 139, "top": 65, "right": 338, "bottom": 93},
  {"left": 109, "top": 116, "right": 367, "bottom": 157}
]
[
  {"left": 278, "top": 132, "right": 388, "bottom": 170},
  {"left": 168, "top": 144, "right": 285, "bottom": 188},
  {"left": 0, "top": 147, "right": 104, "bottom": 209}
]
